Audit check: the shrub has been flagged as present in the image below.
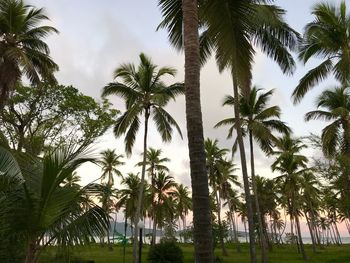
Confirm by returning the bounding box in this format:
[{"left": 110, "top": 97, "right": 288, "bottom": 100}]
[{"left": 148, "top": 242, "right": 183, "bottom": 263}]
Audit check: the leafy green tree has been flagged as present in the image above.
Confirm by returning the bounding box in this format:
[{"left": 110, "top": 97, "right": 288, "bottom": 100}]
[
  {"left": 293, "top": 1, "right": 350, "bottom": 103},
  {"left": 0, "top": 146, "right": 109, "bottom": 263},
  {"left": 102, "top": 53, "right": 183, "bottom": 263},
  {"left": 0, "top": 83, "right": 118, "bottom": 155},
  {"left": 0, "top": 0, "right": 58, "bottom": 108}
]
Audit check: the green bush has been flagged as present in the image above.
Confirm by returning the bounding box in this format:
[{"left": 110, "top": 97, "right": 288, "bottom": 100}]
[{"left": 148, "top": 242, "right": 184, "bottom": 263}]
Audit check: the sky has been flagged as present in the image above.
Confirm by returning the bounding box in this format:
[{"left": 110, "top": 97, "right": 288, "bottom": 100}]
[{"left": 28, "top": 0, "right": 347, "bottom": 234}]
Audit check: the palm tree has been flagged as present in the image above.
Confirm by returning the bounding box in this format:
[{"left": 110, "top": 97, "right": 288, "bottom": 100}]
[
  {"left": 224, "top": 188, "right": 242, "bottom": 252},
  {"left": 293, "top": 1, "right": 350, "bottom": 103},
  {"left": 0, "top": 0, "right": 58, "bottom": 108},
  {"left": 98, "top": 149, "right": 124, "bottom": 186},
  {"left": 116, "top": 173, "right": 142, "bottom": 239},
  {"left": 0, "top": 146, "right": 109, "bottom": 263},
  {"left": 305, "top": 86, "right": 350, "bottom": 158},
  {"left": 254, "top": 176, "right": 280, "bottom": 247},
  {"left": 99, "top": 182, "right": 118, "bottom": 249},
  {"left": 217, "top": 159, "right": 241, "bottom": 254},
  {"left": 63, "top": 171, "right": 81, "bottom": 187},
  {"left": 151, "top": 171, "right": 177, "bottom": 242},
  {"left": 301, "top": 172, "right": 322, "bottom": 251},
  {"left": 158, "top": 2, "right": 299, "bottom": 261},
  {"left": 102, "top": 53, "right": 183, "bottom": 263},
  {"left": 174, "top": 184, "right": 192, "bottom": 241},
  {"left": 136, "top": 148, "right": 170, "bottom": 245},
  {"left": 216, "top": 86, "right": 290, "bottom": 254},
  {"left": 272, "top": 135, "right": 310, "bottom": 261},
  {"left": 137, "top": 147, "right": 170, "bottom": 186},
  {"left": 158, "top": 0, "right": 215, "bottom": 261},
  {"left": 204, "top": 138, "right": 229, "bottom": 255}
]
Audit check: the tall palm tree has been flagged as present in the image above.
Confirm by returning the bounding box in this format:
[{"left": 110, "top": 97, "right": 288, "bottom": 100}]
[
  {"left": 102, "top": 53, "right": 183, "bottom": 263},
  {"left": 98, "top": 149, "right": 124, "bottom": 186},
  {"left": 158, "top": 2, "right": 299, "bottom": 261},
  {"left": 0, "top": 0, "right": 58, "bottom": 108},
  {"left": 0, "top": 146, "right": 109, "bottom": 263},
  {"left": 157, "top": 0, "right": 215, "bottom": 261},
  {"left": 305, "top": 86, "right": 350, "bottom": 157},
  {"left": 174, "top": 184, "right": 192, "bottom": 238},
  {"left": 293, "top": 1, "right": 350, "bottom": 103},
  {"left": 272, "top": 135, "right": 310, "bottom": 261},
  {"left": 216, "top": 87, "right": 290, "bottom": 254}
]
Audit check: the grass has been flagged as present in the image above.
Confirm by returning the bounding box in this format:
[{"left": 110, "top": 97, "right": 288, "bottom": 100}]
[{"left": 39, "top": 243, "right": 350, "bottom": 263}]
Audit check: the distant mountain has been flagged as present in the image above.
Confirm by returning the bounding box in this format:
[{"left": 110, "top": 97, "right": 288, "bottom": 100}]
[{"left": 108, "top": 221, "right": 247, "bottom": 238}]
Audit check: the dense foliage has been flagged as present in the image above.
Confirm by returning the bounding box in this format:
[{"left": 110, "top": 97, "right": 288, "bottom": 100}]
[{"left": 148, "top": 242, "right": 184, "bottom": 263}]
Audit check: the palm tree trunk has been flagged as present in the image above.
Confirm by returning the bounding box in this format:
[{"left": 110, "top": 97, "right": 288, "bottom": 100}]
[
  {"left": 232, "top": 77, "right": 257, "bottom": 263},
  {"left": 24, "top": 241, "right": 36, "bottom": 263},
  {"left": 249, "top": 131, "right": 268, "bottom": 263},
  {"left": 244, "top": 218, "right": 248, "bottom": 243},
  {"left": 182, "top": 216, "right": 187, "bottom": 243},
  {"left": 334, "top": 222, "right": 342, "bottom": 244},
  {"left": 305, "top": 212, "right": 316, "bottom": 253},
  {"left": 182, "top": 0, "right": 213, "bottom": 262},
  {"left": 132, "top": 110, "right": 150, "bottom": 263},
  {"left": 231, "top": 212, "right": 241, "bottom": 252},
  {"left": 215, "top": 190, "right": 228, "bottom": 256},
  {"left": 295, "top": 212, "right": 307, "bottom": 261},
  {"left": 309, "top": 209, "right": 320, "bottom": 246},
  {"left": 152, "top": 198, "right": 158, "bottom": 246},
  {"left": 151, "top": 171, "right": 157, "bottom": 246}
]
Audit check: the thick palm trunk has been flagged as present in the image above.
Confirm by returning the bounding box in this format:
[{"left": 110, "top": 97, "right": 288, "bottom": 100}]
[
  {"left": 132, "top": 111, "right": 149, "bottom": 263},
  {"left": 249, "top": 132, "right": 268, "bottom": 263},
  {"left": 182, "top": 1, "right": 213, "bottom": 262},
  {"left": 232, "top": 77, "right": 257, "bottom": 263},
  {"left": 215, "top": 190, "right": 228, "bottom": 256}
]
